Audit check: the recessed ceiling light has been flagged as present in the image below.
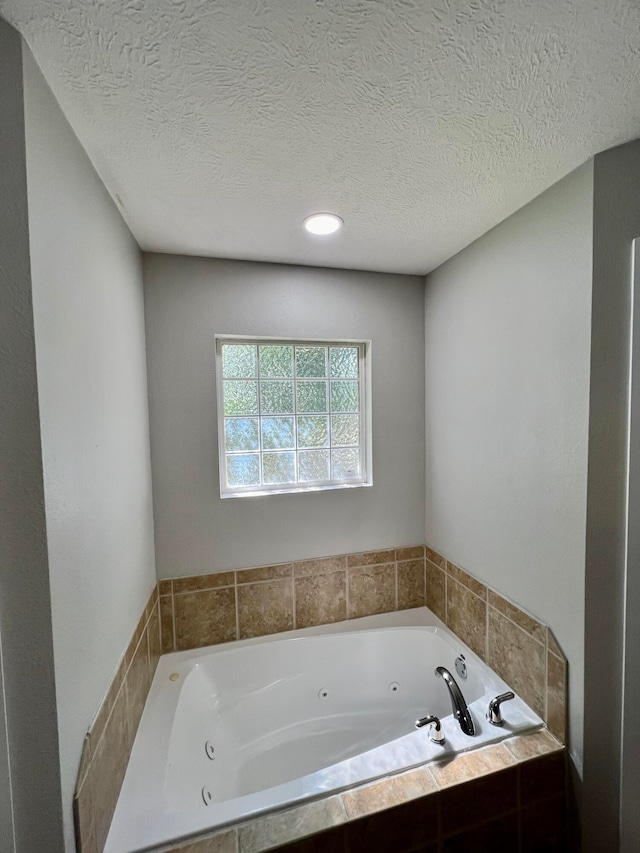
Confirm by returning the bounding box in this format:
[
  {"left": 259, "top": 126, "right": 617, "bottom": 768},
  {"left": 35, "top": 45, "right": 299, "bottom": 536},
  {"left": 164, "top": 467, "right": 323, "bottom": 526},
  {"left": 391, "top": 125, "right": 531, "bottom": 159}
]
[{"left": 303, "top": 213, "right": 343, "bottom": 235}]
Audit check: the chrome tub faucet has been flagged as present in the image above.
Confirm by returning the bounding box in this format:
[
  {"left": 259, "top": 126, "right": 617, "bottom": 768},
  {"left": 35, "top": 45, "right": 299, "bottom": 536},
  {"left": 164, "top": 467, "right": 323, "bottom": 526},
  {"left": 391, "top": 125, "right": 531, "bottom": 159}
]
[
  {"left": 415, "top": 714, "right": 446, "bottom": 744},
  {"left": 486, "top": 691, "right": 515, "bottom": 726},
  {"left": 435, "top": 666, "right": 476, "bottom": 736}
]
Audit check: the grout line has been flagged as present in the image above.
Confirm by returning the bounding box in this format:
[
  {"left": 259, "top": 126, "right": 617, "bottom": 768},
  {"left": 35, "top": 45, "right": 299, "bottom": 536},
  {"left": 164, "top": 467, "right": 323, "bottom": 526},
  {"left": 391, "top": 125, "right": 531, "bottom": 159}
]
[
  {"left": 544, "top": 633, "right": 549, "bottom": 723},
  {"left": 345, "top": 565, "right": 350, "bottom": 618},
  {"left": 234, "top": 579, "right": 240, "bottom": 641},
  {"left": 487, "top": 603, "right": 546, "bottom": 650},
  {"left": 291, "top": 572, "right": 297, "bottom": 630},
  {"left": 172, "top": 582, "right": 237, "bottom": 596},
  {"left": 423, "top": 556, "right": 427, "bottom": 605},
  {"left": 170, "top": 592, "right": 176, "bottom": 651},
  {"left": 486, "top": 596, "right": 490, "bottom": 661},
  {"left": 394, "top": 559, "right": 398, "bottom": 609}
]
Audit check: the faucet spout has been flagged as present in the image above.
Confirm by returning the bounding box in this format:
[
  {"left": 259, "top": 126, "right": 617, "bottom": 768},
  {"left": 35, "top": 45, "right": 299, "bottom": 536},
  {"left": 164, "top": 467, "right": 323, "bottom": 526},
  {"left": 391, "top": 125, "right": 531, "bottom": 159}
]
[{"left": 435, "top": 666, "right": 476, "bottom": 736}]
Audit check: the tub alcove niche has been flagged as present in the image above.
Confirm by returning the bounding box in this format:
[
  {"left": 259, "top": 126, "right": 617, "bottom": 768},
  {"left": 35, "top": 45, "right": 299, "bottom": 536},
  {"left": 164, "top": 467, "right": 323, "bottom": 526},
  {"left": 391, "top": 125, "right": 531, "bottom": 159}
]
[{"left": 7, "top": 10, "right": 627, "bottom": 852}]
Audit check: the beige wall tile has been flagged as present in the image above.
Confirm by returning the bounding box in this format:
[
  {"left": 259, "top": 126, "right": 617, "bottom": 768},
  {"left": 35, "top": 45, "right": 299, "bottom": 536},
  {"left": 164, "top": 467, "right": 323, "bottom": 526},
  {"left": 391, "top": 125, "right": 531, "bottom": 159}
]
[
  {"left": 488, "top": 590, "right": 545, "bottom": 644},
  {"left": 126, "top": 631, "right": 151, "bottom": 741},
  {"left": 488, "top": 608, "right": 546, "bottom": 718},
  {"left": 295, "top": 571, "right": 346, "bottom": 629},
  {"left": 159, "top": 578, "right": 173, "bottom": 596},
  {"left": 173, "top": 571, "right": 235, "bottom": 594},
  {"left": 175, "top": 587, "right": 237, "bottom": 650},
  {"left": 396, "top": 545, "right": 424, "bottom": 562},
  {"left": 397, "top": 560, "right": 425, "bottom": 610},
  {"left": 145, "top": 586, "right": 158, "bottom": 621},
  {"left": 347, "top": 563, "right": 396, "bottom": 619},
  {"left": 446, "top": 562, "right": 486, "bottom": 599},
  {"left": 88, "top": 656, "right": 126, "bottom": 753},
  {"left": 341, "top": 769, "right": 436, "bottom": 819},
  {"left": 160, "top": 595, "right": 175, "bottom": 653},
  {"left": 346, "top": 549, "right": 395, "bottom": 568},
  {"left": 547, "top": 628, "right": 564, "bottom": 659},
  {"left": 73, "top": 771, "right": 95, "bottom": 853},
  {"left": 446, "top": 577, "right": 487, "bottom": 659},
  {"left": 503, "top": 728, "right": 563, "bottom": 762},
  {"left": 90, "top": 684, "right": 131, "bottom": 850},
  {"left": 148, "top": 601, "right": 162, "bottom": 677},
  {"left": 125, "top": 609, "right": 147, "bottom": 669},
  {"left": 425, "top": 547, "right": 446, "bottom": 569},
  {"left": 429, "top": 743, "right": 514, "bottom": 789},
  {"left": 293, "top": 556, "right": 346, "bottom": 577},
  {"left": 547, "top": 650, "right": 567, "bottom": 743},
  {"left": 236, "top": 564, "right": 293, "bottom": 585},
  {"left": 169, "top": 829, "right": 238, "bottom": 852},
  {"left": 238, "top": 797, "right": 346, "bottom": 853},
  {"left": 426, "top": 561, "right": 446, "bottom": 622},
  {"left": 238, "top": 578, "right": 294, "bottom": 640},
  {"left": 75, "top": 734, "right": 92, "bottom": 795}
]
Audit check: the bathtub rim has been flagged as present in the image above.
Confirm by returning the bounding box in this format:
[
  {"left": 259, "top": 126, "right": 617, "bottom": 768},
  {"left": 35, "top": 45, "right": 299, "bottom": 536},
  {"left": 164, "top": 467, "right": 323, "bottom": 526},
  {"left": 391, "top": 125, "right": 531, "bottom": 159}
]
[{"left": 105, "top": 606, "right": 545, "bottom": 853}]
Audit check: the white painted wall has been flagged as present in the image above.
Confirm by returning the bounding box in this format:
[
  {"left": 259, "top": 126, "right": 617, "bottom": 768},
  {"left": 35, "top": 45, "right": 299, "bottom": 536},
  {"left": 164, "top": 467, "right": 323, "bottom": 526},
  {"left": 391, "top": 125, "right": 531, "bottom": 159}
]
[
  {"left": 144, "top": 255, "right": 425, "bottom": 576},
  {"left": 22, "top": 50, "right": 156, "bottom": 851},
  {"left": 583, "top": 139, "right": 640, "bottom": 853},
  {"left": 423, "top": 163, "right": 593, "bottom": 779},
  {"left": 0, "top": 21, "right": 64, "bottom": 853}
]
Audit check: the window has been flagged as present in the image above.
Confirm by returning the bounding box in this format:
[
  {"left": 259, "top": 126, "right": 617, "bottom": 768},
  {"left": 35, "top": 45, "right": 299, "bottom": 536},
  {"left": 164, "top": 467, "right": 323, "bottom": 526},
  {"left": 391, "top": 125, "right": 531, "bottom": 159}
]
[{"left": 215, "top": 337, "right": 371, "bottom": 497}]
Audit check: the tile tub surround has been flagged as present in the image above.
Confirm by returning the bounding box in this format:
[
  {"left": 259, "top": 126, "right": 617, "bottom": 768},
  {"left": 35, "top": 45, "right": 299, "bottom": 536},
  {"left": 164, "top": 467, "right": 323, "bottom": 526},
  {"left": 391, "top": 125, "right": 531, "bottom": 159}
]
[
  {"left": 425, "top": 545, "right": 568, "bottom": 744},
  {"left": 157, "top": 729, "right": 567, "bottom": 853},
  {"left": 159, "top": 546, "right": 427, "bottom": 654},
  {"left": 74, "top": 586, "right": 161, "bottom": 852}
]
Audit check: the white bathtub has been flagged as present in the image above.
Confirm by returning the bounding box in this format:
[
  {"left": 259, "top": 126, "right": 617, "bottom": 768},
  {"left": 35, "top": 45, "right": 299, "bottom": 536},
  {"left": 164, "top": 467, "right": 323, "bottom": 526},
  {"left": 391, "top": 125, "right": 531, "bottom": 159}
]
[{"left": 105, "top": 607, "right": 542, "bottom": 853}]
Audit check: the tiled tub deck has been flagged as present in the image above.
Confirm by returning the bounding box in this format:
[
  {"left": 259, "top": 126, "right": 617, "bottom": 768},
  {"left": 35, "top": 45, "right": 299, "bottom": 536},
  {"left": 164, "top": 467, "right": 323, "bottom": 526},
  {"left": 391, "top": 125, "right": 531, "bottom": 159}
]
[
  {"left": 156, "top": 729, "right": 566, "bottom": 853},
  {"left": 74, "top": 545, "right": 569, "bottom": 852}
]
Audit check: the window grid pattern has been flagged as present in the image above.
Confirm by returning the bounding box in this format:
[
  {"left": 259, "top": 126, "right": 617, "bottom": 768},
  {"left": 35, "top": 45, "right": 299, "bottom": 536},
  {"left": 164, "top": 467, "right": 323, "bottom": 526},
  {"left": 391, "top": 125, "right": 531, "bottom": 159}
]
[{"left": 218, "top": 341, "right": 365, "bottom": 494}]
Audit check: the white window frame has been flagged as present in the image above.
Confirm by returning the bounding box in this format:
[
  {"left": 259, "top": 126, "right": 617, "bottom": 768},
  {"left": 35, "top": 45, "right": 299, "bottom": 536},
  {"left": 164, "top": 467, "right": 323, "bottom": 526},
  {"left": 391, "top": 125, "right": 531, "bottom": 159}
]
[{"left": 215, "top": 335, "right": 373, "bottom": 498}]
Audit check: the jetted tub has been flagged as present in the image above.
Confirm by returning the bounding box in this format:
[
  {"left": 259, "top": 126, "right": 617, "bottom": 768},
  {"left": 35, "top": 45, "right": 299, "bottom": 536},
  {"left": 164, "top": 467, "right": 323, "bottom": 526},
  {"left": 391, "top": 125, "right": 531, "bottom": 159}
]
[{"left": 105, "top": 607, "right": 543, "bottom": 853}]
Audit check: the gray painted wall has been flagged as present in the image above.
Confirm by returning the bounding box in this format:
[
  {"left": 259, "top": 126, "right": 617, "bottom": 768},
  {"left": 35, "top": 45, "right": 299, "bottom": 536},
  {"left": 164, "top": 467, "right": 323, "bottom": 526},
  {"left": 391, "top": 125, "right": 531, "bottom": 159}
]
[
  {"left": 22, "top": 49, "right": 156, "bottom": 851},
  {"left": 423, "top": 163, "right": 594, "bottom": 781},
  {"left": 144, "top": 255, "right": 425, "bottom": 576},
  {"left": 583, "top": 139, "right": 640, "bottom": 853},
  {"left": 0, "top": 20, "right": 65, "bottom": 853}
]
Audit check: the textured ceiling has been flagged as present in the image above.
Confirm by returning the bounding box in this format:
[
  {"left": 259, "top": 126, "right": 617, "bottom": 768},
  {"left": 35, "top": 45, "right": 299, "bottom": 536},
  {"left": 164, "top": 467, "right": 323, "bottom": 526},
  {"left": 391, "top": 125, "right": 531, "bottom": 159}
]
[{"left": 3, "top": 0, "right": 640, "bottom": 274}]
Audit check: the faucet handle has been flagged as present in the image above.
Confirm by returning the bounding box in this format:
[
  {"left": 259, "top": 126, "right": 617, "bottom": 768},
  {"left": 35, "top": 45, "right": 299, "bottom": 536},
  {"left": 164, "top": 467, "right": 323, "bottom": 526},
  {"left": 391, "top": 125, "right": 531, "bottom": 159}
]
[
  {"left": 415, "top": 714, "right": 446, "bottom": 744},
  {"left": 486, "top": 692, "right": 515, "bottom": 726}
]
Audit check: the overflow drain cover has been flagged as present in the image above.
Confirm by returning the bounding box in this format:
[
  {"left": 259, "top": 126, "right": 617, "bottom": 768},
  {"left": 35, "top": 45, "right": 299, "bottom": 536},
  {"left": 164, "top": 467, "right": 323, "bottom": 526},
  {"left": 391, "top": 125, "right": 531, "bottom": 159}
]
[{"left": 169, "top": 672, "right": 180, "bottom": 682}]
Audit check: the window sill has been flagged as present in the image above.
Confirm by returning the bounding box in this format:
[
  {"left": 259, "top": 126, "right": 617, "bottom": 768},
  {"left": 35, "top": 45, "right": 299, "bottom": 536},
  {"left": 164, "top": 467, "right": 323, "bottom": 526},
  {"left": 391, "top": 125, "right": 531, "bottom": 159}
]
[{"left": 220, "top": 481, "right": 373, "bottom": 499}]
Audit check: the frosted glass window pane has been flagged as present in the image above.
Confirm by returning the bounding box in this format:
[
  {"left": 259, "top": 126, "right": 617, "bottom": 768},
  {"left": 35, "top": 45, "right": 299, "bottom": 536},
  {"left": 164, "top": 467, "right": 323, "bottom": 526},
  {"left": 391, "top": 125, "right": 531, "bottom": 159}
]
[
  {"left": 330, "top": 381, "right": 359, "bottom": 413},
  {"left": 222, "top": 345, "right": 257, "bottom": 378},
  {"left": 224, "top": 418, "right": 259, "bottom": 452},
  {"left": 223, "top": 381, "right": 258, "bottom": 415},
  {"left": 331, "top": 448, "right": 360, "bottom": 480},
  {"left": 260, "top": 381, "right": 294, "bottom": 415},
  {"left": 259, "top": 345, "right": 293, "bottom": 378},
  {"left": 262, "top": 417, "right": 295, "bottom": 450},
  {"left": 297, "top": 381, "right": 328, "bottom": 413},
  {"left": 296, "top": 347, "right": 327, "bottom": 378},
  {"left": 330, "top": 347, "right": 359, "bottom": 379},
  {"left": 297, "top": 416, "right": 328, "bottom": 448},
  {"left": 227, "top": 453, "right": 260, "bottom": 486},
  {"left": 299, "top": 450, "right": 330, "bottom": 482},
  {"left": 263, "top": 451, "right": 295, "bottom": 484},
  {"left": 331, "top": 414, "right": 359, "bottom": 447}
]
